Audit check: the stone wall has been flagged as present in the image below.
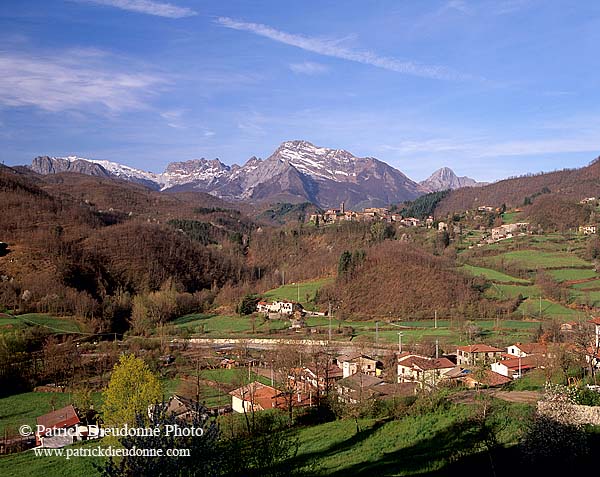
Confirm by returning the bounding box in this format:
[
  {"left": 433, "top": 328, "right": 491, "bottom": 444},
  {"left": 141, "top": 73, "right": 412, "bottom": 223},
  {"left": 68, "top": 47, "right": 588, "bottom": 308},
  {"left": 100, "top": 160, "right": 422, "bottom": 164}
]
[{"left": 537, "top": 400, "right": 600, "bottom": 426}]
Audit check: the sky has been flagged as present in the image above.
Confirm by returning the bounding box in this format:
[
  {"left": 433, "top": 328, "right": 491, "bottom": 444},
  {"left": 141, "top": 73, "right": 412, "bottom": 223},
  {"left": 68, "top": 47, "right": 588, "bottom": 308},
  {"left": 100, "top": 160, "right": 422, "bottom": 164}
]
[{"left": 1, "top": 0, "right": 599, "bottom": 182}]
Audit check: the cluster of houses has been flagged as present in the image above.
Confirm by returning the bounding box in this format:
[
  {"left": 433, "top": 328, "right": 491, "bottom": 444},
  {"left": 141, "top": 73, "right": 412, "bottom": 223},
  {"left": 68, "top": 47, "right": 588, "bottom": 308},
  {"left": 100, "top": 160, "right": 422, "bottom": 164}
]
[
  {"left": 227, "top": 340, "right": 554, "bottom": 414},
  {"left": 308, "top": 203, "right": 433, "bottom": 228}
]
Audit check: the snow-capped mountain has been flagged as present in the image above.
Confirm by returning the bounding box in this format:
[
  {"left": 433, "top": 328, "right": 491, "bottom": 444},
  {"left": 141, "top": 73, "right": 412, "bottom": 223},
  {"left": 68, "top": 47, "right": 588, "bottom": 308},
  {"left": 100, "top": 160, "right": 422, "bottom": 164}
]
[
  {"left": 31, "top": 156, "right": 163, "bottom": 189},
  {"left": 29, "top": 141, "right": 429, "bottom": 208},
  {"left": 419, "top": 167, "right": 486, "bottom": 192}
]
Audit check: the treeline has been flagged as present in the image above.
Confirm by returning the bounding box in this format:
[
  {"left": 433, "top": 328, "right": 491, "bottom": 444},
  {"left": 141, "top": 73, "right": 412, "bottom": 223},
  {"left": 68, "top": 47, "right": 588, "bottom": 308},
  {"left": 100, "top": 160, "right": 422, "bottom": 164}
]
[{"left": 399, "top": 190, "right": 450, "bottom": 219}]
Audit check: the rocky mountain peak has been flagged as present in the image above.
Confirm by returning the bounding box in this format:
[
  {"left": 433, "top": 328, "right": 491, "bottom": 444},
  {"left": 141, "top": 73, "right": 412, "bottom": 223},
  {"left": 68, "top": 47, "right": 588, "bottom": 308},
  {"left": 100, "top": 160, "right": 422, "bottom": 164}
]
[{"left": 420, "top": 167, "right": 485, "bottom": 192}]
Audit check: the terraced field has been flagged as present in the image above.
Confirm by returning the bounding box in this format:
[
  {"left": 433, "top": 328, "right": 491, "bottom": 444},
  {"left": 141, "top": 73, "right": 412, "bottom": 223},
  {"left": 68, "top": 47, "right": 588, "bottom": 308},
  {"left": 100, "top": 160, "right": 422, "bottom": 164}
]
[
  {"left": 462, "top": 264, "right": 530, "bottom": 284},
  {"left": 485, "top": 250, "right": 590, "bottom": 271}
]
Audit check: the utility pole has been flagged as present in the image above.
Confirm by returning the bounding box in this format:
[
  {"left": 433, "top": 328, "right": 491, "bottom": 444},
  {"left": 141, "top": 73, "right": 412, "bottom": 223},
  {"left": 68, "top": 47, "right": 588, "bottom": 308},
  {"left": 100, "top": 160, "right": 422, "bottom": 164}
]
[
  {"left": 397, "top": 332, "right": 403, "bottom": 354},
  {"left": 328, "top": 302, "right": 332, "bottom": 342},
  {"left": 196, "top": 359, "right": 200, "bottom": 404},
  {"left": 435, "top": 339, "right": 439, "bottom": 359},
  {"left": 375, "top": 321, "right": 379, "bottom": 347},
  {"left": 434, "top": 310, "right": 438, "bottom": 329},
  {"left": 297, "top": 282, "right": 300, "bottom": 303}
]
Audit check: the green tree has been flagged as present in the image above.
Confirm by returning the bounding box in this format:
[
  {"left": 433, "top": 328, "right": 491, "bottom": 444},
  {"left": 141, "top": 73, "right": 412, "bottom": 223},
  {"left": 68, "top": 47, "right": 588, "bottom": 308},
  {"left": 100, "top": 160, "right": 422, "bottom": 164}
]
[
  {"left": 102, "top": 354, "right": 162, "bottom": 427},
  {"left": 337, "top": 251, "right": 353, "bottom": 279},
  {"left": 237, "top": 293, "right": 260, "bottom": 315}
]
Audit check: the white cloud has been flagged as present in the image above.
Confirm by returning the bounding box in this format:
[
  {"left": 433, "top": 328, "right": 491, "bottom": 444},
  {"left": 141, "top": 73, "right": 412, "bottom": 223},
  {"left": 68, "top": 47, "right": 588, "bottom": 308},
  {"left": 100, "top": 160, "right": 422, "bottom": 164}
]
[
  {"left": 216, "top": 17, "right": 472, "bottom": 81},
  {"left": 83, "top": 0, "right": 196, "bottom": 18},
  {"left": 0, "top": 49, "right": 167, "bottom": 113},
  {"left": 380, "top": 136, "right": 600, "bottom": 158},
  {"left": 161, "top": 109, "right": 186, "bottom": 128},
  {"left": 289, "top": 61, "right": 328, "bottom": 75}
]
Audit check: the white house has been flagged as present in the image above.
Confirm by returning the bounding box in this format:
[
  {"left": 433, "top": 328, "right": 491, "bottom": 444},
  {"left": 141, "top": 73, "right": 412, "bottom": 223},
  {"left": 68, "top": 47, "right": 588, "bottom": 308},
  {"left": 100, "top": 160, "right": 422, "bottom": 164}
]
[
  {"left": 336, "top": 354, "right": 382, "bottom": 378},
  {"left": 257, "top": 300, "right": 296, "bottom": 315},
  {"left": 491, "top": 356, "right": 538, "bottom": 379},
  {"left": 506, "top": 342, "right": 547, "bottom": 358},
  {"left": 397, "top": 354, "right": 455, "bottom": 387}
]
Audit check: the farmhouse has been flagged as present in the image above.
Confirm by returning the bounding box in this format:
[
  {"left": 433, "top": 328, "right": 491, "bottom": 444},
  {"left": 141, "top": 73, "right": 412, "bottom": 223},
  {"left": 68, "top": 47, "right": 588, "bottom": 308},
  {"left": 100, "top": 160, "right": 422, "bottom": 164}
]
[
  {"left": 456, "top": 344, "right": 503, "bottom": 366},
  {"left": 36, "top": 405, "right": 83, "bottom": 448},
  {"left": 491, "top": 356, "right": 539, "bottom": 379},
  {"left": 506, "top": 342, "right": 547, "bottom": 358},
  {"left": 397, "top": 354, "right": 455, "bottom": 387},
  {"left": 289, "top": 363, "right": 344, "bottom": 394},
  {"left": 579, "top": 225, "right": 597, "bottom": 235},
  {"left": 229, "top": 382, "right": 282, "bottom": 413},
  {"left": 257, "top": 300, "right": 302, "bottom": 316},
  {"left": 336, "top": 354, "right": 382, "bottom": 378}
]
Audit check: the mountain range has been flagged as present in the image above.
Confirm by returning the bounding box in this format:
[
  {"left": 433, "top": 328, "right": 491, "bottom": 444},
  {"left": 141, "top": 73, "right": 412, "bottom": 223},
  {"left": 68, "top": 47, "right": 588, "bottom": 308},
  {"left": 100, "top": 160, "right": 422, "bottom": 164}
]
[{"left": 29, "top": 140, "right": 483, "bottom": 209}]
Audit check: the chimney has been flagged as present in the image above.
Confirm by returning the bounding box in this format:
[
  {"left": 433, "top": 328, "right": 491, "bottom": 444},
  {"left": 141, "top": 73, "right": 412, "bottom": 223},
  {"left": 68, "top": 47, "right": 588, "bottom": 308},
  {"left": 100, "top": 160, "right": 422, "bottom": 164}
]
[{"left": 341, "top": 201, "right": 345, "bottom": 214}]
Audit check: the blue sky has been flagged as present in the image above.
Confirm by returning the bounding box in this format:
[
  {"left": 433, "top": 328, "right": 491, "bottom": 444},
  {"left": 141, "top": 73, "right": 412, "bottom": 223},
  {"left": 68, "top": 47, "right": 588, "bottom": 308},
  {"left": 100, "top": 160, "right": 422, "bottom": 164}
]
[{"left": 1, "top": 0, "right": 599, "bottom": 182}]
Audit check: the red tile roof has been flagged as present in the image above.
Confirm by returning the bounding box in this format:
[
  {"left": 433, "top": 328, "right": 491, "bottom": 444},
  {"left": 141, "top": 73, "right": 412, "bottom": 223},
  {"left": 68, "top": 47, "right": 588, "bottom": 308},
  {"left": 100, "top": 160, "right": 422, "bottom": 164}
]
[
  {"left": 398, "top": 355, "right": 455, "bottom": 371},
  {"left": 456, "top": 344, "right": 503, "bottom": 353},
  {"left": 510, "top": 342, "right": 547, "bottom": 355},
  {"left": 463, "top": 370, "right": 512, "bottom": 387},
  {"left": 229, "top": 382, "right": 280, "bottom": 411},
  {"left": 497, "top": 356, "right": 538, "bottom": 371},
  {"left": 36, "top": 405, "right": 80, "bottom": 432}
]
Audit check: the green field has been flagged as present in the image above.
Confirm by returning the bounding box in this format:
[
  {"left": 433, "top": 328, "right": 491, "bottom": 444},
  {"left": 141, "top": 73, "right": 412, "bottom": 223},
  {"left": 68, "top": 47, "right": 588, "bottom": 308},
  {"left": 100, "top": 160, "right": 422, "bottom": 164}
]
[
  {"left": 174, "top": 313, "right": 289, "bottom": 336},
  {"left": 485, "top": 250, "right": 590, "bottom": 271},
  {"left": 462, "top": 264, "right": 530, "bottom": 284},
  {"left": 570, "top": 290, "right": 600, "bottom": 307},
  {"left": 263, "top": 277, "right": 333, "bottom": 309},
  {"left": 515, "top": 298, "right": 582, "bottom": 321},
  {"left": 571, "top": 279, "right": 600, "bottom": 289},
  {"left": 199, "top": 368, "right": 272, "bottom": 387},
  {"left": 501, "top": 211, "right": 522, "bottom": 224},
  {"left": 0, "top": 314, "right": 82, "bottom": 335},
  {"left": 485, "top": 283, "right": 540, "bottom": 300},
  {"left": 550, "top": 268, "right": 599, "bottom": 282}
]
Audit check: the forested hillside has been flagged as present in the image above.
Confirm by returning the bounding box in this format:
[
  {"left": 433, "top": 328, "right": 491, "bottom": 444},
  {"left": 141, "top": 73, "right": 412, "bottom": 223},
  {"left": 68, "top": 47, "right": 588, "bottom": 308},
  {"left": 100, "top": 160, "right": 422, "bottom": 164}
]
[{"left": 435, "top": 157, "right": 600, "bottom": 216}]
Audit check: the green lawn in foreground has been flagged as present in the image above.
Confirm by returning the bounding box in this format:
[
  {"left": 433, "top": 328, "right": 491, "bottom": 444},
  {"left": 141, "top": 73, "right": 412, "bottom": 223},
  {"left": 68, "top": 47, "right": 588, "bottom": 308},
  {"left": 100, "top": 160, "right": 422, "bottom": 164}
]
[
  {"left": 0, "top": 441, "right": 101, "bottom": 477},
  {"left": 462, "top": 264, "right": 530, "bottom": 284},
  {"left": 486, "top": 250, "right": 590, "bottom": 271},
  {"left": 292, "top": 401, "right": 531, "bottom": 476},
  {"left": 263, "top": 277, "right": 333, "bottom": 309},
  {"left": 0, "top": 400, "right": 533, "bottom": 477}
]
